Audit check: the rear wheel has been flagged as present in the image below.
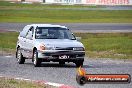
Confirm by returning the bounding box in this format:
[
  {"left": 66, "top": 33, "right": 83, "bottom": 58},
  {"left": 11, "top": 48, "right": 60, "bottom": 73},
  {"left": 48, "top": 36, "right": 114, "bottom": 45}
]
[
  {"left": 33, "top": 50, "right": 41, "bottom": 67},
  {"left": 75, "top": 60, "right": 84, "bottom": 67},
  {"left": 17, "top": 48, "right": 25, "bottom": 64}
]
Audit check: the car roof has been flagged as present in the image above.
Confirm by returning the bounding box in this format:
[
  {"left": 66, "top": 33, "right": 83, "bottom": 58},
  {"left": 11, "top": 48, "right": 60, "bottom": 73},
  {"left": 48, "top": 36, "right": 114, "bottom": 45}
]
[{"left": 28, "top": 24, "right": 67, "bottom": 28}]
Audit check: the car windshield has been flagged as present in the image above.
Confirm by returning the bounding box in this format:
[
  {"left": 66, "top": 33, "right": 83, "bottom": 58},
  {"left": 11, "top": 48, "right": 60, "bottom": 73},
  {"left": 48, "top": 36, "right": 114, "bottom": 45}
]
[{"left": 35, "top": 27, "right": 76, "bottom": 40}]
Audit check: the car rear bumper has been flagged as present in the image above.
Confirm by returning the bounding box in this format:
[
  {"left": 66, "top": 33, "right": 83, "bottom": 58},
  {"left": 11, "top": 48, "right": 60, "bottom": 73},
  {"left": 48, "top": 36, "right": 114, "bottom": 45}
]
[{"left": 37, "top": 50, "right": 85, "bottom": 62}]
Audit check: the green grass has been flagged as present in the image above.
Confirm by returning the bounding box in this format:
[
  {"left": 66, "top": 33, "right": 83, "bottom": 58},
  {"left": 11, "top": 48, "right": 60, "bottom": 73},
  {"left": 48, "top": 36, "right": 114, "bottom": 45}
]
[
  {"left": 0, "top": 32, "right": 132, "bottom": 59},
  {"left": 0, "top": 32, "right": 18, "bottom": 49},
  {"left": 75, "top": 33, "right": 132, "bottom": 59},
  {"left": 0, "top": 1, "right": 132, "bottom": 23},
  {"left": 0, "top": 77, "right": 46, "bottom": 88}
]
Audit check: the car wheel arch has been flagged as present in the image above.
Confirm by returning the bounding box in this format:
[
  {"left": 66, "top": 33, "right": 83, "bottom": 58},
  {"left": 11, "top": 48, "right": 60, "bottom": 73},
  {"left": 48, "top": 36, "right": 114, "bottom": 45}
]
[
  {"left": 17, "top": 45, "right": 20, "bottom": 49},
  {"left": 33, "top": 47, "right": 37, "bottom": 53},
  {"left": 16, "top": 45, "right": 20, "bottom": 58},
  {"left": 32, "top": 47, "right": 37, "bottom": 61}
]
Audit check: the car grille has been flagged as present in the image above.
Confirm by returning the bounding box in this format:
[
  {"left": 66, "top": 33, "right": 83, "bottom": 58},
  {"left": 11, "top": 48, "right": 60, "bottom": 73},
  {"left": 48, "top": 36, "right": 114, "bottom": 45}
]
[{"left": 55, "top": 47, "right": 73, "bottom": 50}]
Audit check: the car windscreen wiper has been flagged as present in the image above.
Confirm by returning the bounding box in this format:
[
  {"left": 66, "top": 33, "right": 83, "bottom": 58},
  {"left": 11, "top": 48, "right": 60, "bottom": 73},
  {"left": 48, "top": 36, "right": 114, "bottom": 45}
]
[{"left": 70, "top": 38, "right": 76, "bottom": 40}]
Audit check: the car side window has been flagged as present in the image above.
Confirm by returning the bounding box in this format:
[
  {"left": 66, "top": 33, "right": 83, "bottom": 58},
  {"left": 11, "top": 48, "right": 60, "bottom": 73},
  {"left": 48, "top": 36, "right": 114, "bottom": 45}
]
[
  {"left": 20, "top": 26, "right": 30, "bottom": 38},
  {"left": 26, "top": 26, "right": 34, "bottom": 39}
]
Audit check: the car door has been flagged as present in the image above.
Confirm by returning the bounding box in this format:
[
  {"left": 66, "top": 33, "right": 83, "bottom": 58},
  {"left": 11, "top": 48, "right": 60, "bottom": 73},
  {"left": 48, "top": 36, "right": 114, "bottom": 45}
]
[
  {"left": 19, "top": 25, "right": 30, "bottom": 57},
  {"left": 25, "top": 26, "right": 34, "bottom": 59}
]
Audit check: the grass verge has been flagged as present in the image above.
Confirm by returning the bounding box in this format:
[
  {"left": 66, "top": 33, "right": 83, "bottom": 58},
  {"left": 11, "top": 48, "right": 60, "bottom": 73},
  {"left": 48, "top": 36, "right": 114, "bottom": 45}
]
[
  {"left": 75, "top": 33, "right": 132, "bottom": 59},
  {"left": 0, "top": 32, "right": 18, "bottom": 56},
  {"left": 0, "top": 77, "right": 46, "bottom": 88},
  {"left": 0, "top": 32, "right": 132, "bottom": 59},
  {"left": 0, "top": 1, "right": 132, "bottom": 23}
]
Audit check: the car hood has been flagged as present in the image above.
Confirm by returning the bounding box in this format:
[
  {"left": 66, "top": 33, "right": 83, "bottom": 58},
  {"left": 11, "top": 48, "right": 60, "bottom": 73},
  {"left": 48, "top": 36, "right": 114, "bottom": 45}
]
[{"left": 35, "top": 39, "right": 84, "bottom": 48}]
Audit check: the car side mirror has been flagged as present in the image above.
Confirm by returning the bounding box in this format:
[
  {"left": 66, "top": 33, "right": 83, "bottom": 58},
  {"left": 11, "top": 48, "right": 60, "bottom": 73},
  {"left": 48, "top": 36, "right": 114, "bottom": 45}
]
[{"left": 76, "top": 37, "right": 81, "bottom": 41}]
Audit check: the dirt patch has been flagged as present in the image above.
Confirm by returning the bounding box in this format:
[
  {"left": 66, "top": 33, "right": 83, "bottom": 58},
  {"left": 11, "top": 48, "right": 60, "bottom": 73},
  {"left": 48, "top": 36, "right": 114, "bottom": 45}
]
[
  {"left": 0, "top": 50, "right": 15, "bottom": 56},
  {"left": 0, "top": 29, "right": 15, "bottom": 33}
]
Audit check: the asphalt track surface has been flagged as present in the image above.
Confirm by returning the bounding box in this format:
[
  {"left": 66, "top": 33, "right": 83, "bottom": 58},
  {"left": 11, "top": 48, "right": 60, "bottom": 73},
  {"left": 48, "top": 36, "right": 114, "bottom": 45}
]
[
  {"left": 0, "top": 56, "right": 132, "bottom": 88},
  {"left": 0, "top": 23, "right": 132, "bottom": 33}
]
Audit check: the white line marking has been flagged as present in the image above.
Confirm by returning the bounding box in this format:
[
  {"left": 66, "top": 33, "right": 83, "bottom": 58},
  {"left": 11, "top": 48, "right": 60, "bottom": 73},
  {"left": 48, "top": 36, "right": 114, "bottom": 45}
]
[
  {"left": 5, "top": 56, "right": 13, "bottom": 58},
  {"left": 15, "top": 77, "right": 31, "bottom": 81},
  {"left": 45, "top": 82, "right": 64, "bottom": 87}
]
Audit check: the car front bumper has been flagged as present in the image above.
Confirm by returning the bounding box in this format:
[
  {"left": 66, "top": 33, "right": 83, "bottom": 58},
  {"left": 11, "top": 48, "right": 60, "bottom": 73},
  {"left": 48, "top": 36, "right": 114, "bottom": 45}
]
[{"left": 37, "top": 50, "right": 85, "bottom": 62}]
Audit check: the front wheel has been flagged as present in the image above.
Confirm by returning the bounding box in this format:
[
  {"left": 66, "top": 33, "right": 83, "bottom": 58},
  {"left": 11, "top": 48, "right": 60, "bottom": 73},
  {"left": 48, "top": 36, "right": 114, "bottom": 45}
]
[
  {"left": 16, "top": 48, "right": 25, "bottom": 64},
  {"left": 33, "top": 50, "right": 41, "bottom": 67},
  {"left": 75, "top": 60, "right": 84, "bottom": 67}
]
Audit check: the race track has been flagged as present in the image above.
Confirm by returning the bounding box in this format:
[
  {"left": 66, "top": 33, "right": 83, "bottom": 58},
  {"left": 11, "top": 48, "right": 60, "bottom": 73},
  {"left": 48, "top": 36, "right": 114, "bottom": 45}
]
[
  {"left": 0, "top": 23, "right": 132, "bottom": 33},
  {"left": 0, "top": 56, "right": 132, "bottom": 88}
]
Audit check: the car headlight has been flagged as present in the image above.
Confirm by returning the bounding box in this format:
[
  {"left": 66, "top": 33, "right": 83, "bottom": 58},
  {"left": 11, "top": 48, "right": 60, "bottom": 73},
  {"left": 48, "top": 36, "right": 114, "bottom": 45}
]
[
  {"left": 39, "top": 44, "right": 46, "bottom": 51},
  {"left": 39, "top": 43, "right": 55, "bottom": 51},
  {"left": 73, "top": 47, "right": 84, "bottom": 51}
]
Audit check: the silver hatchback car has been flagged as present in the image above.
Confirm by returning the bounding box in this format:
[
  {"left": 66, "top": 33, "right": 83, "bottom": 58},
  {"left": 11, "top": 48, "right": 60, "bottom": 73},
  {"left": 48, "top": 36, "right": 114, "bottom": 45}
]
[{"left": 16, "top": 24, "right": 85, "bottom": 67}]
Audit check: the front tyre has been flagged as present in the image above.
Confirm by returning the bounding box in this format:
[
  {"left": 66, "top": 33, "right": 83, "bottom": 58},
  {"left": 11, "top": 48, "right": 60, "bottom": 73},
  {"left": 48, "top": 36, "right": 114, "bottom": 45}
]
[
  {"left": 16, "top": 48, "right": 25, "bottom": 64},
  {"left": 33, "top": 50, "right": 41, "bottom": 67}
]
